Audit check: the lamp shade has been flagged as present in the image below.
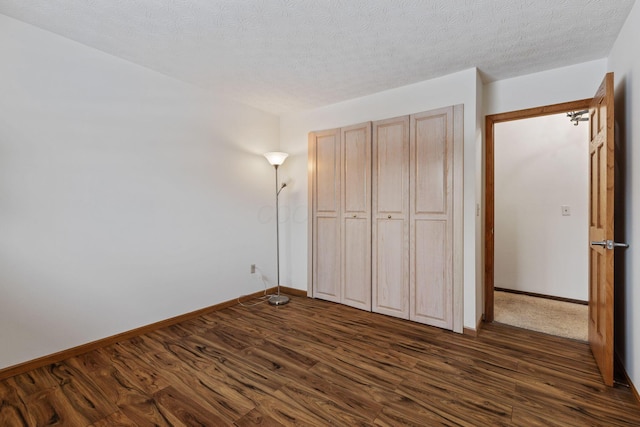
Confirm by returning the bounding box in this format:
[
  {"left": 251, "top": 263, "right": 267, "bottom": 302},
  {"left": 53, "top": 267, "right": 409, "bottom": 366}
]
[{"left": 264, "top": 151, "right": 288, "bottom": 166}]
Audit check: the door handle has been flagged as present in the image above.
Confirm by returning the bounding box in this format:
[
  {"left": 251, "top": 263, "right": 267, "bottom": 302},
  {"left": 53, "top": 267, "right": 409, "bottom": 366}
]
[
  {"left": 611, "top": 241, "right": 630, "bottom": 249},
  {"left": 590, "top": 240, "right": 630, "bottom": 250}
]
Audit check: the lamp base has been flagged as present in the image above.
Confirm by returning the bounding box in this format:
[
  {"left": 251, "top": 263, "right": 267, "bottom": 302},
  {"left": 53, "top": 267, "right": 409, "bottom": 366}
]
[{"left": 268, "top": 294, "right": 290, "bottom": 306}]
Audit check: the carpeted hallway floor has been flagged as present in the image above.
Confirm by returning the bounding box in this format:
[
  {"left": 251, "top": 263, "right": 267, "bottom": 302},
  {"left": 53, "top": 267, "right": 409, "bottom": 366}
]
[{"left": 494, "top": 291, "right": 588, "bottom": 342}]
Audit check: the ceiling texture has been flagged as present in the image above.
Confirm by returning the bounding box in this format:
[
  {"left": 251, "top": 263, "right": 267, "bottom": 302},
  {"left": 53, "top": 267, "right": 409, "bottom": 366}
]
[{"left": 0, "top": 0, "right": 635, "bottom": 114}]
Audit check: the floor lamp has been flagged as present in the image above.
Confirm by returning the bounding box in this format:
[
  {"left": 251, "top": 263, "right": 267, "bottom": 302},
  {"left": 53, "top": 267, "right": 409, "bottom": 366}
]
[{"left": 264, "top": 152, "right": 290, "bottom": 306}]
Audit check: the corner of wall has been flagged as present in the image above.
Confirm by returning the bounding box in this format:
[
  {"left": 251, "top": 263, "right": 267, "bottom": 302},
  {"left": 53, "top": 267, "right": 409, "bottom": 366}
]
[{"left": 475, "top": 69, "right": 486, "bottom": 326}]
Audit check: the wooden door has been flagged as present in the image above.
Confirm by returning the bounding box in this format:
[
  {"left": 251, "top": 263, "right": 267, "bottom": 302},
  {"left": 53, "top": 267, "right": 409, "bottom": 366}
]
[
  {"left": 310, "top": 128, "right": 341, "bottom": 303},
  {"left": 409, "top": 107, "right": 454, "bottom": 329},
  {"left": 588, "top": 72, "right": 615, "bottom": 386},
  {"left": 372, "top": 116, "right": 410, "bottom": 319},
  {"left": 341, "top": 123, "right": 372, "bottom": 310}
]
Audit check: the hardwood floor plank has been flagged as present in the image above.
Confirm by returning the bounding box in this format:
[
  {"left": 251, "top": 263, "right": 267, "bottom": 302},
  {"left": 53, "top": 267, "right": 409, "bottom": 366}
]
[
  {"left": 397, "top": 378, "right": 514, "bottom": 426},
  {"left": 273, "top": 381, "right": 376, "bottom": 426},
  {"left": 95, "top": 346, "right": 171, "bottom": 395},
  {"left": 6, "top": 366, "right": 61, "bottom": 401},
  {"left": 89, "top": 410, "right": 138, "bottom": 427},
  {"left": 278, "top": 369, "right": 383, "bottom": 422},
  {"left": 307, "top": 362, "right": 399, "bottom": 406},
  {"left": 157, "top": 362, "right": 256, "bottom": 422},
  {"left": 153, "top": 385, "right": 232, "bottom": 426},
  {"left": 23, "top": 381, "right": 115, "bottom": 427},
  {"left": 2, "top": 295, "right": 639, "bottom": 426},
  {"left": 514, "top": 380, "right": 640, "bottom": 426},
  {"left": 0, "top": 382, "right": 31, "bottom": 427},
  {"left": 252, "top": 389, "right": 363, "bottom": 427},
  {"left": 374, "top": 404, "right": 481, "bottom": 427},
  {"left": 234, "top": 408, "right": 284, "bottom": 427}
]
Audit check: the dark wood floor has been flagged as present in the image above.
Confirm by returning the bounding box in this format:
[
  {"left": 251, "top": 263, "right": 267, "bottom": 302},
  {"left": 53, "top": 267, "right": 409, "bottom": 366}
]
[{"left": 1, "top": 295, "right": 639, "bottom": 426}]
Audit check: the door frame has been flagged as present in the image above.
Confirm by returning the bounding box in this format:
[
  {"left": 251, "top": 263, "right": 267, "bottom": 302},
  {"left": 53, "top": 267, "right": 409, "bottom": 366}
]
[{"left": 484, "top": 98, "right": 593, "bottom": 322}]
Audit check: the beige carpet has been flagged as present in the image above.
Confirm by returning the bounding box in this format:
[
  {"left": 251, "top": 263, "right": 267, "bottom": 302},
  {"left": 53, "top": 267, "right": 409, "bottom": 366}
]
[{"left": 494, "top": 291, "right": 588, "bottom": 342}]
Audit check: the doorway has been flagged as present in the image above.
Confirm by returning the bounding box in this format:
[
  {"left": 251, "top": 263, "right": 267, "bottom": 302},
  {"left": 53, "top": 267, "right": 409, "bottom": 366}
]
[
  {"left": 492, "top": 111, "right": 589, "bottom": 340},
  {"left": 484, "top": 99, "right": 592, "bottom": 327}
]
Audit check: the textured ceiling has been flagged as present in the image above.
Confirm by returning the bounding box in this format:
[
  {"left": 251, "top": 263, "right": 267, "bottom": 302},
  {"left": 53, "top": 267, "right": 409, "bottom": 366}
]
[{"left": 0, "top": 0, "right": 635, "bottom": 114}]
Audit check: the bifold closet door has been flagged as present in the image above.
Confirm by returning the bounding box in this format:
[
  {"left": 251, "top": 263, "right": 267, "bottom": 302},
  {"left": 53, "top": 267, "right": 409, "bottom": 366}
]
[
  {"left": 341, "top": 123, "right": 372, "bottom": 310},
  {"left": 372, "top": 116, "right": 410, "bottom": 319},
  {"left": 310, "top": 128, "right": 341, "bottom": 303},
  {"left": 409, "top": 106, "right": 456, "bottom": 329}
]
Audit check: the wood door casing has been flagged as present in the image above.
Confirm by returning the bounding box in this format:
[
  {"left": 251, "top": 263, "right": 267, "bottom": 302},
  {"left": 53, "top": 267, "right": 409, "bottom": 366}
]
[
  {"left": 588, "top": 72, "right": 615, "bottom": 386},
  {"left": 310, "top": 128, "right": 341, "bottom": 302},
  {"left": 410, "top": 107, "right": 454, "bottom": 328},
  {"left": 372, "top": 116, "right": 410, "bottom": 319},
  {"left": 341, "top": 123, "right": 372, "bottom": 310}
]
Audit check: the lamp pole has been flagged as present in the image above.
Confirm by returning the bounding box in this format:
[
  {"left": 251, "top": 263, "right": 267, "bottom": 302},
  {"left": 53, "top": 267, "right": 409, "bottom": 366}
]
[
  {"left": 275, "top": 164, "right": 281, "bottom": 298},
  {"left": 264, "top": 152, "right": 289, "bottom": 306}
]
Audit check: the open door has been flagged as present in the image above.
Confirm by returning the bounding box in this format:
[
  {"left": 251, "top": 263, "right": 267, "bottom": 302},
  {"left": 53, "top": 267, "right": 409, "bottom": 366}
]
[
  {"left": 588, "top": 72, "right": 625, "bottom": 387},
  {"left": 484, "top": 73, "right": 623, "bottom": 387}
]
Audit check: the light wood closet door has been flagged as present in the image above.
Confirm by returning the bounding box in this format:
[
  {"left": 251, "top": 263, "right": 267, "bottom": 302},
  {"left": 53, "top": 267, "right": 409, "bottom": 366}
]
[
  {"left": 409, "top": 107, "right": 454, "bottom": 329},
  {"left": 311, "top": 129, "right": 341, "bottom": 303},
  {"left": 372, "top": 116, "right": 410, "bottom": 319},
  {"left": 341, "top": 123, "right": 372, "bottom": 310}
]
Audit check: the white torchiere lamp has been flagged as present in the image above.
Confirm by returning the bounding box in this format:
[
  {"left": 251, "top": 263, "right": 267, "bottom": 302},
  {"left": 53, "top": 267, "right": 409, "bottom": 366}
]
[{"left": 263, "top": 151, "right": 289, "bottom": 306}]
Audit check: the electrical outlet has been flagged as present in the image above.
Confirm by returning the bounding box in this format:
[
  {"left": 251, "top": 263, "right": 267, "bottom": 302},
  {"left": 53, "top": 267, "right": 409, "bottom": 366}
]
[
  {"left": 561, "top": 205, "right": 571, "bottom": 216},
  {"left": 250, "top": 264, "right": 256, "bottom": 274}
]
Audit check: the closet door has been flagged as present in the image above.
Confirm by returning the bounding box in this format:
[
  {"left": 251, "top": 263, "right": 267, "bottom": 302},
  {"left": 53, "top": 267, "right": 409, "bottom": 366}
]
[
  {"left": 372, "top": 116, "right": 410, "bottom": 319},
  {"left": 341, "top": 123, "right": 372, "bottom": 310},
  {"left": 409, "top": 107, "right": 454, "bottom": 328},
  {"left": 310, "top": 128, "right": 341, "bottom": 303}
]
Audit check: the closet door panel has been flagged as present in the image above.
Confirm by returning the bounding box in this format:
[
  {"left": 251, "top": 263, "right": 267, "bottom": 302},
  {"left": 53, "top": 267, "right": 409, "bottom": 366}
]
[
  {"left": 316, "top": 134, "right": 340, "bottom": 212},
  {"left": 415, "top": 113, "right": 447, "bottom": 214},
  {"left": 343, "top": 126, "right": 369, "bottom": 212},
  {"left": 372, "top": 117, "right": 410, "bottom": 319},
  {"left": 374, "top": 219, "right": 407, "bottom": 316},
  {"left": 316, "top": 217, "right": 341, "bottom": 301},
  {"left": 311, "top": 129, "right": 341, "bottom": 303},
  {"left": 343, "top": 218, "right": 370, "bottom": 308},
  {"left": 410, "top": 108, "right": 454, "bottom": 328},
  {"left": 413, "top": 220, "right": 450, "bottom": 326},
  {"left": 341, "top": 123, "right": 372, "bottom": 310},
  {"left": 376, "top": 124, "right": 406, "bottom": 213}
]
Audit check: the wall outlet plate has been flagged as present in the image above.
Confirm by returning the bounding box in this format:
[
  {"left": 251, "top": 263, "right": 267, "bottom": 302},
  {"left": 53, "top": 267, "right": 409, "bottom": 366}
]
[{"left": 561, "top": 205, "right": 571, "bottom": 216}]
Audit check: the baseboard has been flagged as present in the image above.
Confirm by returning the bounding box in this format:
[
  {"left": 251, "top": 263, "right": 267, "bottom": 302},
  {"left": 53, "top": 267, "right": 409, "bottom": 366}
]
[
  {"left": 464, "top": 317, "right": 484, "bottom": 337},
  {"left": 0, "top": 287, "right": 305, "bottom": 381},
  {"left": 615, "top": 353, "right": 640, "bottom": 406},
  {"left": 463, "top": 327, "right": 477, "bottom": 337},
  {"left": 278, "top": 286, "right": 307, "bottom": 297},
  {"left": 494, "top": 287, "right": 588, "bottom": 306}
]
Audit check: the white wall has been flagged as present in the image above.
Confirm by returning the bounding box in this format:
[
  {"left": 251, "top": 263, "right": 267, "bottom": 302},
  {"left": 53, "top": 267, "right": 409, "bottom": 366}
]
[
  {"left": 280, "top": 68, "right": 481, "bottom": 331},
  {"left": 607, "top": 0, "right": 640, "bottom": 397},
  {"left": 0, "top": 15, "right": 280, "bottom": 370},
  {"left": 494, "top": 114, "right": 589, "bottom": 300},
  {"left": 484, "top": 59, "right": 607, "bottom": 116}
]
